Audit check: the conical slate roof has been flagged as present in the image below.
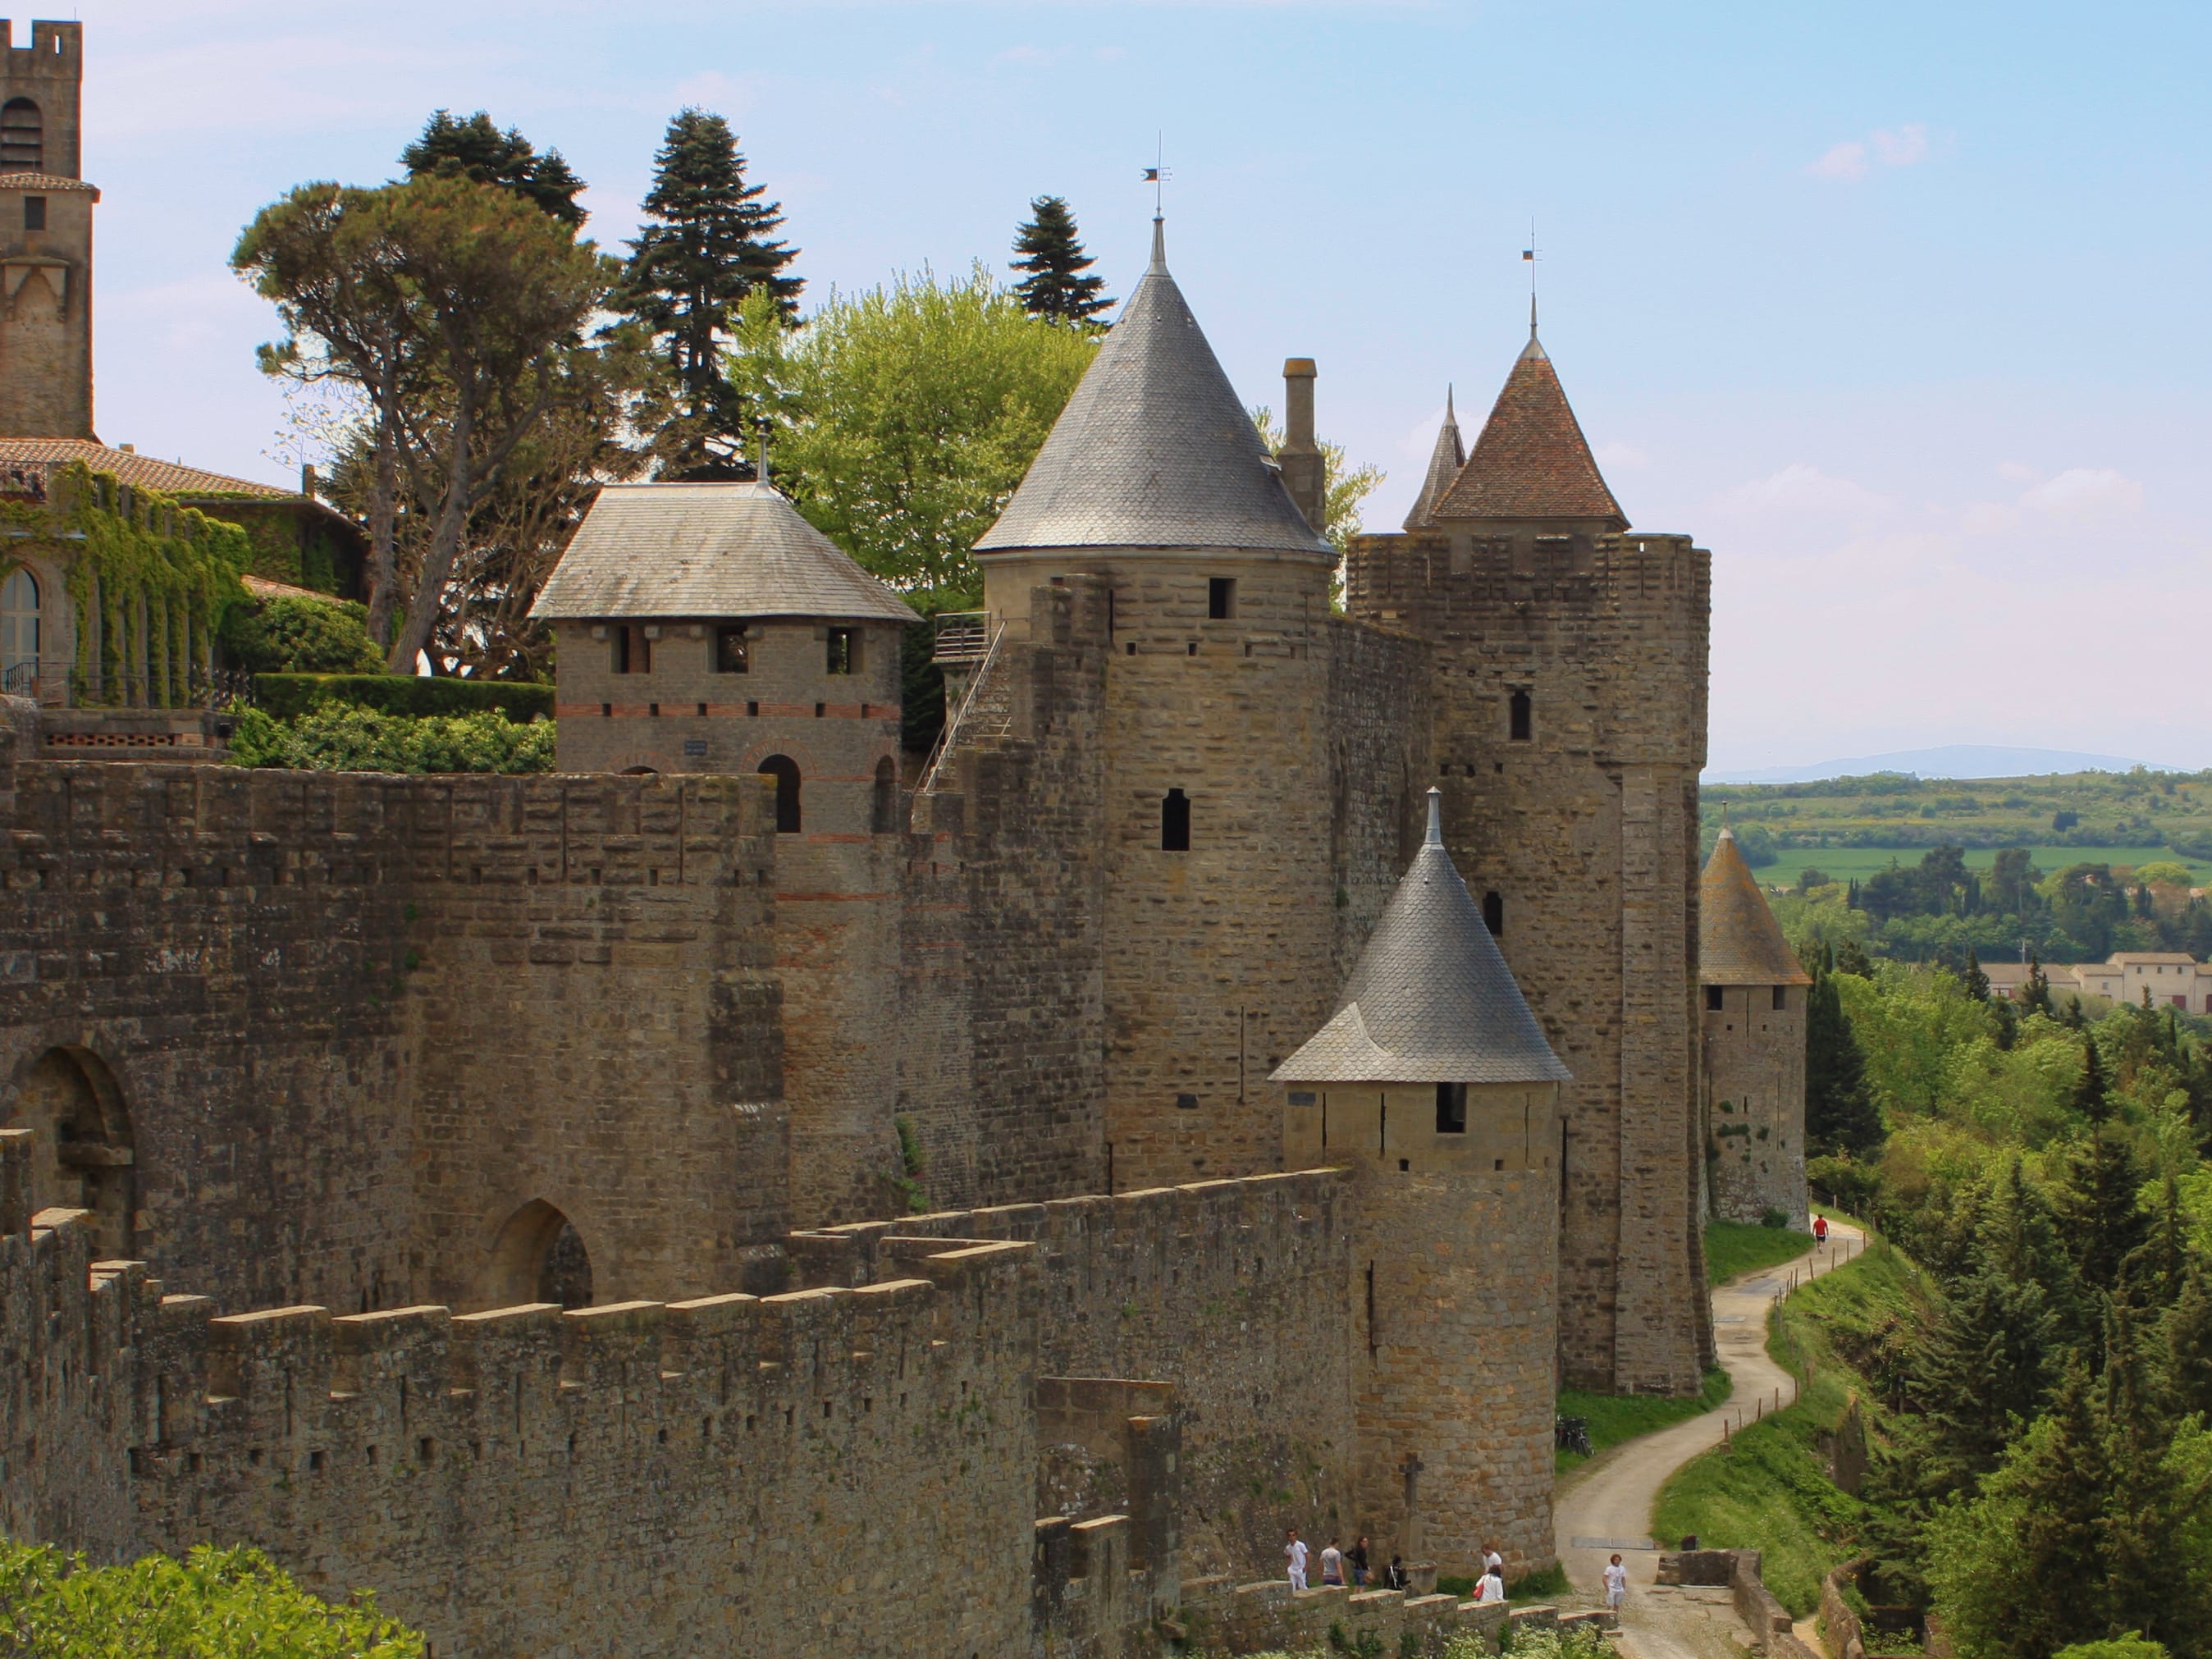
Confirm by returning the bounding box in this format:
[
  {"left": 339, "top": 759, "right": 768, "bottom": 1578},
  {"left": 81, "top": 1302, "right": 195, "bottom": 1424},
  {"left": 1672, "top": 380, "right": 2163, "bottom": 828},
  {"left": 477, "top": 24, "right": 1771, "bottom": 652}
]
[
  {"left": 1275, "top": 791, "right": 1570, "bottom": 1085},
  {"left": 533, "top": 482, "right": 921, "bottom": 624},
  {"left": 1430, "top": 332, "right": 1626, "bottom": 528},
  {"left": 1401, "top": 388, "right": 1465, "bottom": 531},
  {"left": 975, "top": 221, "right": 1333, "bottom": 557},
  {"left": 1701, "top": 830, "right": 1812, "bottom": 987}
]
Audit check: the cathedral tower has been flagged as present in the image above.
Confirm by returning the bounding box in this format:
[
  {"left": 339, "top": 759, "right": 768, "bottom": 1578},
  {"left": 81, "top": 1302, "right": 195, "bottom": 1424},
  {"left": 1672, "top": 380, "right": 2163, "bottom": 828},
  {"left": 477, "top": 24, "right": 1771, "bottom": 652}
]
[
  {"left": 0, "top": 21, "right": 91, "bottom": 438},
  {"left": 1346, "top": 320, "right": 1714, "bottom": 1393},
  {"left": 974, "top": 218, "right": 1340, "bottom": 1190}
]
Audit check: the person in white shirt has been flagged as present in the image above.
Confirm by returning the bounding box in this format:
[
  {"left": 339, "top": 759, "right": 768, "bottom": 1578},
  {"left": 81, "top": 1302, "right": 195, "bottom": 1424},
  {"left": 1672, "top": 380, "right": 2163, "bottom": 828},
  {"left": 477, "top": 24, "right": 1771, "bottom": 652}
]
[
  {"left": 1320, "top": 1539, "right": 1345, "bottom": 1587},
  {"left": 1285, "top": 1529, "right": 1309, "bottom": 1591},
  {"left": 1475, "top": 1568, "right": 1506, "bottom": 1604},
  {"left": 1483, "top": 1543, "right": 1504, "bottom": 1577},
  {"left": 1605, "top": 1553, "right": 1629, "bottom": 1611}
]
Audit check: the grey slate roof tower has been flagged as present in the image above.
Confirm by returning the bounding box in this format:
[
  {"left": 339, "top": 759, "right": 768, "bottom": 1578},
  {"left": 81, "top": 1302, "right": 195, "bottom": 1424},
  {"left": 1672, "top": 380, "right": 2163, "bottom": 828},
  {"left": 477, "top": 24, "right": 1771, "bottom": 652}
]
[
  {"left": 1277, "top": 790, "right": 1569, "bottom": 1085},
  {"left": 1401, "top": 388, "right": 1465, "bottom": 532},
  {"left": 975, "top": 218, "right": 1332, "bottom": 557}
]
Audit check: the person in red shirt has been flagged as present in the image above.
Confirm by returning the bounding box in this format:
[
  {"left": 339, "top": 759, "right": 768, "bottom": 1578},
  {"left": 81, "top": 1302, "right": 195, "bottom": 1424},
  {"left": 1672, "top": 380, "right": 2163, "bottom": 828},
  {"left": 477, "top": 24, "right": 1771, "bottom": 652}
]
[{"left": 1813, "top": 1214, "right": 1830, "bottom": 1249}]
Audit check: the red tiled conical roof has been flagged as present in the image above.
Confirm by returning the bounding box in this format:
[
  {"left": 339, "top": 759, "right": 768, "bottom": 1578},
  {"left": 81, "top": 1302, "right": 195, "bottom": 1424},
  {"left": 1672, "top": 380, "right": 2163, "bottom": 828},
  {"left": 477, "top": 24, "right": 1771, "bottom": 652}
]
[{"left": 1431, "top": 334, "right": 1625, "bottom": 528}]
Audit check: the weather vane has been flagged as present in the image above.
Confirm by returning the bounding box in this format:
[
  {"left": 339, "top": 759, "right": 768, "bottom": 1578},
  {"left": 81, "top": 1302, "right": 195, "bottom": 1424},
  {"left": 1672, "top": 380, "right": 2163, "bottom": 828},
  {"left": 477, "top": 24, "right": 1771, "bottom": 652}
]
[
  {"left": 1143, "top": 136, "right": 1171, "bottom": 217},
  {"left": 1523, "top": 218, "right": 1538, "bottom": 336}
]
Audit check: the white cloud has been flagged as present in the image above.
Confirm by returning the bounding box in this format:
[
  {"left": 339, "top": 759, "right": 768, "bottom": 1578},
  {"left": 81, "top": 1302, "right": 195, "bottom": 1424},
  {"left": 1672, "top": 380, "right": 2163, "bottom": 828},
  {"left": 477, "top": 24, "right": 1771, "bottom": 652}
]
[
  {"left": 2020, "top": 466, "right": 2144, "bottom": 517},
  {"left": 1961, "top": 501, "right": 2020, "bottom": 536},
  {"left": 1595, "top": 441, "right": 1650, "bottom": 471},
  {"left": 1808, "top": 123, "right": 1930, "bottom": 181},
  {"left": 1995, "top": 459, "right": 2041, "bottom": 483},
  {"left": 1808, "top": 141, "right": 1867, "bottom": 181},
  {"left": 1714, "top": 463, "right": 1888, "bottom": 518},
  {"left": 1870, "top": 124, "right": 1928, "bottom": 167}
]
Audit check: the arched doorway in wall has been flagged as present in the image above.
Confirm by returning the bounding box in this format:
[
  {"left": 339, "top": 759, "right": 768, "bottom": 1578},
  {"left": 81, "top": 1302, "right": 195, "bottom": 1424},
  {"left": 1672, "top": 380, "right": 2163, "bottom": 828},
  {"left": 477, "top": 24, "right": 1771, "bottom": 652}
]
[
  {"left": 1, "top": 564, "right": 39, "bottom": 694},
  {"left": 3, "top": 1046, "right": 135, "bottom": 1259},
  {"left": 759, "top": 754, "right": 802, "bottom": 834},
  {"left": 482, "top": 1199, "right": 595, "bottom": 1310}
]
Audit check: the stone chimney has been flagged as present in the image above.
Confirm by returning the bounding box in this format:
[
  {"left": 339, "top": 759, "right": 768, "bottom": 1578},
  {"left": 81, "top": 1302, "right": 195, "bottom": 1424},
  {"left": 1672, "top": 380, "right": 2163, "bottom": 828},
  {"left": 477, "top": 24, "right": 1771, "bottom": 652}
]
[{"left": 1278, "top": 358, "right": 1326, "bottom": 535}]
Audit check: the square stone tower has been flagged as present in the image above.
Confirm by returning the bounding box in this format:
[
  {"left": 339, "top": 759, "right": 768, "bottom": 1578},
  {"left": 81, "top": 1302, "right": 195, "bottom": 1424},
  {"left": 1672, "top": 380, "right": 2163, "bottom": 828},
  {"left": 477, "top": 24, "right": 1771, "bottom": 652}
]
[{"left": 0, "top": 20, "right": 91, "bottom": 438}]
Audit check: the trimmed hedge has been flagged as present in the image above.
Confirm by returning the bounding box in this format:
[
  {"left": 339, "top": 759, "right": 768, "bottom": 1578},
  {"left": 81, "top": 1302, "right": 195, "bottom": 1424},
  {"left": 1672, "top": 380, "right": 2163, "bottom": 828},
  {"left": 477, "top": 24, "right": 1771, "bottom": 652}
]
[{"left": 255, "top": 674, "right": 553, "bottom": 722}]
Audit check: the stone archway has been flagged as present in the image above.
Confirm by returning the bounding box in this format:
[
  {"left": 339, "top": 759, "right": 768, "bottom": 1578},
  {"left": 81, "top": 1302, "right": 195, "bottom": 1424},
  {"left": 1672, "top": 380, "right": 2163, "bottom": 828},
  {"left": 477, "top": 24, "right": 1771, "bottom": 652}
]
[
  {"left": 4, "top": 1046, "right": 134, "bottom": 1259},
  {"left": 482, "top": 1199, "right": 594, "bottom": 1311}
]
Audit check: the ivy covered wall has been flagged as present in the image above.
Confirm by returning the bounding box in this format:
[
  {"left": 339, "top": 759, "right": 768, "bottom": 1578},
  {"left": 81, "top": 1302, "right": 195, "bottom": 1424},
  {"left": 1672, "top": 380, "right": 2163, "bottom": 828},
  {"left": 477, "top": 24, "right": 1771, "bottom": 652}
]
[{"left": 0, "top": 462, "right": 252, "bottom": 706}]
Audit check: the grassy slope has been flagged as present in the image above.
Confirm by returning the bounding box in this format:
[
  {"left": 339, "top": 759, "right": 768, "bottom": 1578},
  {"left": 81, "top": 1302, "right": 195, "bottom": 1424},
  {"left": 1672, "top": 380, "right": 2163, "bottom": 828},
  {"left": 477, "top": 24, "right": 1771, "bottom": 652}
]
[
  {"left": 1651, "top": 1236, "right": 1925, "bottom": 1616},
  {"left": 1556, "top": 1367, "right": 1732, "bottom": 1475},
  {"left": 1706, "top": 1219, "right": 1814, "bottom": 1286},
  {"left": 1702, "top": 770, "right": 2212, "bottom": 868}
]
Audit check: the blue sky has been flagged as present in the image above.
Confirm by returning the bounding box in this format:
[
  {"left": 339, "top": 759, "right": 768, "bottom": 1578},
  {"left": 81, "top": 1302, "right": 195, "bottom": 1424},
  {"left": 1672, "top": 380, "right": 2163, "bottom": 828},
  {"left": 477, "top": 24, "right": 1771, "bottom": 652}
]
[{"left": 75, "top": 1, "right": 2212, "bottom": 772}]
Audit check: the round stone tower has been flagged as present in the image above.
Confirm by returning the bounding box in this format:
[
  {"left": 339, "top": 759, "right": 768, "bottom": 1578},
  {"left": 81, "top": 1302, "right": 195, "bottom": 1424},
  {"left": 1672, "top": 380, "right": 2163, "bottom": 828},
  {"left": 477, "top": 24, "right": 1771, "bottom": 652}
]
[
  {"left": 973, "top": 217, "right": 1341, "bottom": 1191},
  {"left": 1277, "top": 788, "right": 1570, "bottom": 1578},
  {"left": 1699, "top": 827, "right": 1812, "bottom": 1228}
]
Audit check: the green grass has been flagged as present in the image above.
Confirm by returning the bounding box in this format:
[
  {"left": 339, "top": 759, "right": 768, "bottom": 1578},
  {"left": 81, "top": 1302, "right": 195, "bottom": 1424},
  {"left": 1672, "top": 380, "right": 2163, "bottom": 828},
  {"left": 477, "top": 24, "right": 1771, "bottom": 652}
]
[
  {"left": 1556, "top": 1365, "right": 1732, "bottom": 1474},
  {"left": 1506, "top": 1561, "right": 1571, "bottom": 1600},
  {"left": 1652, "top": 1237, "right": 1926, "bottom": 1616},
  {"left": 1759, "top": 844, "right": 2209, "bottom": 886},
  {"left": 1705, "top": 1218, "right": 1813, "bottom": 1286}
]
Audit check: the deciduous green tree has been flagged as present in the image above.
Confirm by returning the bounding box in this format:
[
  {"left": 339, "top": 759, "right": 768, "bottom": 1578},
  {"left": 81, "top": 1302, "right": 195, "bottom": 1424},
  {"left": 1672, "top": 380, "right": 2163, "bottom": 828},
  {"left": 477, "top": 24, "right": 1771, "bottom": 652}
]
[{"left": 1250, "top": 406, "right": 1387, "bottom": 555}]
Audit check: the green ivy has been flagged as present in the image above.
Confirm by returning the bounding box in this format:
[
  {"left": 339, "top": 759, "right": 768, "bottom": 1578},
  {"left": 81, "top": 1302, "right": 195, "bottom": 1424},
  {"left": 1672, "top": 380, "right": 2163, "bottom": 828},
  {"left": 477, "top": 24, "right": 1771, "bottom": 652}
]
[{"left": 0, "top": 462, "right": 251, "bottom": 706}]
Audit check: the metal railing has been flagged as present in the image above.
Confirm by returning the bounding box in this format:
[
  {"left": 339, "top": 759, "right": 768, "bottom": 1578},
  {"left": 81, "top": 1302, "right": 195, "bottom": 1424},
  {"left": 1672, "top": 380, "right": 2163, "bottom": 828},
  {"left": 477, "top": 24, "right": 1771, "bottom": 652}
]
[
  {"left": 917, "top": 619, "right": 1004, "bottom": 801},
  {"left": 64, "top": 666, "right": 256, "bottom": 711},
  {"left": 930, "top": 610, "right": 991, "bottom": 665},
  {"left": 0, "top": 660, "right": 36, "bottom": 697}
]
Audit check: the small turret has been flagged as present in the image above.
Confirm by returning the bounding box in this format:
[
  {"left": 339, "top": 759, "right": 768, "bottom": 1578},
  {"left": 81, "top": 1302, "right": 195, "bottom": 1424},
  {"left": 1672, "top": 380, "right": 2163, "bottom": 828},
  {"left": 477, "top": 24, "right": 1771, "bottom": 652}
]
[
  {"left": 1699, "top": 828, "right": 1811, "bottom": 1230},
  {"left": 1401, "top": 389, "right": 1464, "bottom": 532}
]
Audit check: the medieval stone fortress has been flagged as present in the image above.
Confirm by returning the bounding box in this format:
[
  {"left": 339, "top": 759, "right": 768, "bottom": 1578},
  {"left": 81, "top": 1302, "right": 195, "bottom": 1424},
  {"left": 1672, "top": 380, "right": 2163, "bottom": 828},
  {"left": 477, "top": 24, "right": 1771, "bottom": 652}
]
[{"left": 0, "top": 21, "right": 1817, "bottom": 1657}]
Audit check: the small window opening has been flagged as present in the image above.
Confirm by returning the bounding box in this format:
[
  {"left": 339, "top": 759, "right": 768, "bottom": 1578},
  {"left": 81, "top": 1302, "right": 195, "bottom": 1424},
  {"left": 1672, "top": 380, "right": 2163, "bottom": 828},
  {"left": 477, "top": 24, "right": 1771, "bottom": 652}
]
[
  {"left": 1706, "top": 985, "right": 1724, "bottom": 1012},
  {"left": 1509, "top": 688, "right": 1532, "bottom": 742},
  {"left": 826, "top": 627, "right": 859, "bottom": 674},
  {"left": 1436, "top": 1082, "right": 1467, "bottom": 1134},
  {"left": 1771, "top": 985, "right": 1786, "bottom": 1011},
  {"left": 22, "top": 195, "right": 43, "bottom": 231},
  {"left": 871, "top": 756, "right": 897, "bottom": 834},
  {"left": 612, "top": 627, "right": 649, "bottom": 674},
  {"left": 1482, "top": 890, "right": 1503, "bottom": 936},
  {"left": 1208, "top": 577, "right": 1236, "bottom": 619},
  {"left": 760, "top": 755, "right": 802, "bottom": 834},
  {"left": 715, "top": 625, "right": 750, "bottom": 674},
  {"left": 1161, "top": 788, "right": 1191, "bottom": 852}
]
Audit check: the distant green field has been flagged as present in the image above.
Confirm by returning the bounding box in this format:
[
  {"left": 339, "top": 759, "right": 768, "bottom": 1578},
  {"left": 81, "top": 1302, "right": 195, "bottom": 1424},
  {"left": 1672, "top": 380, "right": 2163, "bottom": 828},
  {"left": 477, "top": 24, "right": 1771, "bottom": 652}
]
[{"left": 1758, "top": 845, "right": 2211, "bottom": 887}]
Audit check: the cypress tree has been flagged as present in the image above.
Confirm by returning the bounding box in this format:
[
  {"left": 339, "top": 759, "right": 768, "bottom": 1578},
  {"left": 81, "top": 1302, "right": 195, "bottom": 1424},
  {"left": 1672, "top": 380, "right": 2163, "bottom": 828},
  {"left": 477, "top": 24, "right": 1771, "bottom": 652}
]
[
  {"left": 1807, "top": 968, "right": 1884, "bottom": 1156},
  {"left": 2022, "top": 953, "right": 2055, "bottom": 1017},
  {"left": 401, "top": 110, "right": 587, "bottom": 225},
  {"left": 2164, "top": 1259, "right": 2212, "bottom": 1417},
  {"left": 1917, "top": 1258, "right": 2056, "bottom": 1485},
  {"left": 1998, "top": 1359, "right": 2113, "bottom": 1657},
  {"left": 1010, "top": 196, "right": 1113, "bottom": 326},
  {"left": 2056, "top": 1123, "right": 2150, "bottom": 1307},
  {"left": 1963, "top": 947, "right": 1990, "bottom": 1002},
  {"left": 619, "top": 109, "right": 802, "bottom": 480},
  {"left": 2073, "top": 1037, "right": 2113, "bottom": 1124},
  {"left": 1835, "top": 938, "right": 1876, "bottom": 979}
]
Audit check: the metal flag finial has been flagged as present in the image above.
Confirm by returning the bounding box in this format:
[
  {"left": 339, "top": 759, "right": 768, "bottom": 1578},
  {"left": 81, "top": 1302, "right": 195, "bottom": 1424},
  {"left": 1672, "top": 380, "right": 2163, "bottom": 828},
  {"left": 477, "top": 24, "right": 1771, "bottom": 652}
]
[
  {"left": 1523, "top": 219, "right": 1538, "bottom": 338},
  {"left": 756, "top": 416, "right": 771, "bottom": 487}
]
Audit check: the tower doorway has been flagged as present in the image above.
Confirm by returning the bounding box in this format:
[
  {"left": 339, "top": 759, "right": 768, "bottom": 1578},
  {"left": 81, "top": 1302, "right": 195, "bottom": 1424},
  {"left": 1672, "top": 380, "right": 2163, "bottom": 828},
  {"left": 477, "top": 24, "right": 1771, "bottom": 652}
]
[
  {"left": 3, "top": 1045, "right": 134, "bottom": 1259},
  {"left": 482, "top": 1199, "right": 594, "bottom": 1310}
]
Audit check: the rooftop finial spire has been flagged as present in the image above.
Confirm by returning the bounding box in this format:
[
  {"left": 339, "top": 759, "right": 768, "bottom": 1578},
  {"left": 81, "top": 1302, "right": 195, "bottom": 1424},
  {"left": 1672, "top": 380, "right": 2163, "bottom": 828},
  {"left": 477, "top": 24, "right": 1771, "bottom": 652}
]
[
  {"left": 1523, "top": 218, "right": 1538, "bottom": 339},
  {"left": 1144, "top": 139, "right": 1172, "bottom": 274},
  {"left": 1425, "top": 786, "right": 1443, "bottom": 848}
]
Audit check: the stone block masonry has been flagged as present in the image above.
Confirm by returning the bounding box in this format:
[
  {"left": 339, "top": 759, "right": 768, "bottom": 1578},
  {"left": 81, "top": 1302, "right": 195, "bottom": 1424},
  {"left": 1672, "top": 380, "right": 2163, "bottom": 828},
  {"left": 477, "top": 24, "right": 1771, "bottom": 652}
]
[
  {"left": 0, "top": 728, "right": 788, "bottom": 1319},
  {"left": 1346, "top": 530, "right": 1715, "bottom": 1392},
  {"left": 1703, "top": 985, "right": 1809, "bottom": 1227}
]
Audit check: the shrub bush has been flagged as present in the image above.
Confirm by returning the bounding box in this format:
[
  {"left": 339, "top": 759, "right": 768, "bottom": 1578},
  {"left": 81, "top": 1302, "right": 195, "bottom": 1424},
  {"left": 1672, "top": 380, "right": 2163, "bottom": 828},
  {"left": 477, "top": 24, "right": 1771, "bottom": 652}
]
[
  {"left": 220, "top": 595, "right": 385, "bottom": 674},
  {"left": 254, "top": 674, "right": 554, "bottom": 723},
  {"left": 0, "top": 1537, "right": 423, "bottom": 1657},
  {"left": 227, "top": 705, "right": 555, "bottom": 775}
]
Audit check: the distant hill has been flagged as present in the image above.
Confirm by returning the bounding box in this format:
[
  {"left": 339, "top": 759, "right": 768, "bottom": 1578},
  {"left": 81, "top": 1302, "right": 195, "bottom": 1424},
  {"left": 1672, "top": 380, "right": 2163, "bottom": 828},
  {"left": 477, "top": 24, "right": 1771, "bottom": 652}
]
[{"left": 1706, "top": 744, "right": 2179, "bottom": 786}]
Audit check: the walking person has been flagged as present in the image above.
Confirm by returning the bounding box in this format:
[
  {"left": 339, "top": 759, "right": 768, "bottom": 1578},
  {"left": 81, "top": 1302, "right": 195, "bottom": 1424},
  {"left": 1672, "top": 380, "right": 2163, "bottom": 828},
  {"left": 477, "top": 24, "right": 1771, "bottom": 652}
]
[
  {"left": 1320, "top": 1538, "right": 1345, "bottom": 1588},
  {"left": 1605, "top": 1553, "right": 1629, "bottom": 1612},
  {"left": 1482, "top": 1542, "right": 1503, "bottom": 1578},
  {"left": 1285, "top": 1529, "right": 1309, "bottom": 1591},
  {"left": 1349, "top": 1536, "right": 1371, "bottom": 1588},
  {"left": 1813, "top": 1213, "right": 1829, "bottom": 1250}
]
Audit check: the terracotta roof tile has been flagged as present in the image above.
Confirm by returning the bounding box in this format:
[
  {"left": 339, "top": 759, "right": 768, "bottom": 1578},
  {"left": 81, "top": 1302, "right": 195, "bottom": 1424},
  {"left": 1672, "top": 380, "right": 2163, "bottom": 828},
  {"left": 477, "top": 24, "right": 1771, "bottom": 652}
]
[
  {"left": 0, "top": 438, "right": 294, "bottom": 499},
  {"left": 0, "top": 172, "right": 97, "bottom": 194},
  {"left": 1431, "top": 335, "right": 1625, "bottom": 528}
]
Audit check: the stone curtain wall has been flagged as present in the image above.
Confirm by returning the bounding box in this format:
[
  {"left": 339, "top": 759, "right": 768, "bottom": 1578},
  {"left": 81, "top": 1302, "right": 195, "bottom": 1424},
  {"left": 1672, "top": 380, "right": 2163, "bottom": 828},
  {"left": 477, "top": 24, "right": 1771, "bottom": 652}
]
[
  {"left": 0, "top": 1140, "right": 1040, "bottom": 1659},
  {"left": 0, "top": 732, "right": 788, "bottom": 1317},
  {"left": 794, "top": 1169, "right": 1359, "bottom": 1584},
  {"left": 1344, "top": 531, "right": 1713, "bottom": 1393},
  {"left": 1703, "top": 984, "right": 1809, "bottom": 1227},
  {"left": 899, "top": 577, "right": 1112, "bottom": 1210},
  {"left": 1323, "top": 617, "right": 1433, "bottom": 986}
]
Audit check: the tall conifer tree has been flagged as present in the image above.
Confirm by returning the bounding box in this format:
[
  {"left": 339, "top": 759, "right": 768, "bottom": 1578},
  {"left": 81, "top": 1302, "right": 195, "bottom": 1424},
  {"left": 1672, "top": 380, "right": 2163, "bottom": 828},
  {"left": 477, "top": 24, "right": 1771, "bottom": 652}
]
[
  {"left": 1807, "top": 967, "right": 1883, "bottom": 1156},
  {"left": 402, "top": 111, "right": 587, "bottom": 225},
  {"left": 620, "top": 110, "right": 802, "bottom": 479},
  {"left": 1010, "top": 196, "right": 1113, "bottom": 327}
]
